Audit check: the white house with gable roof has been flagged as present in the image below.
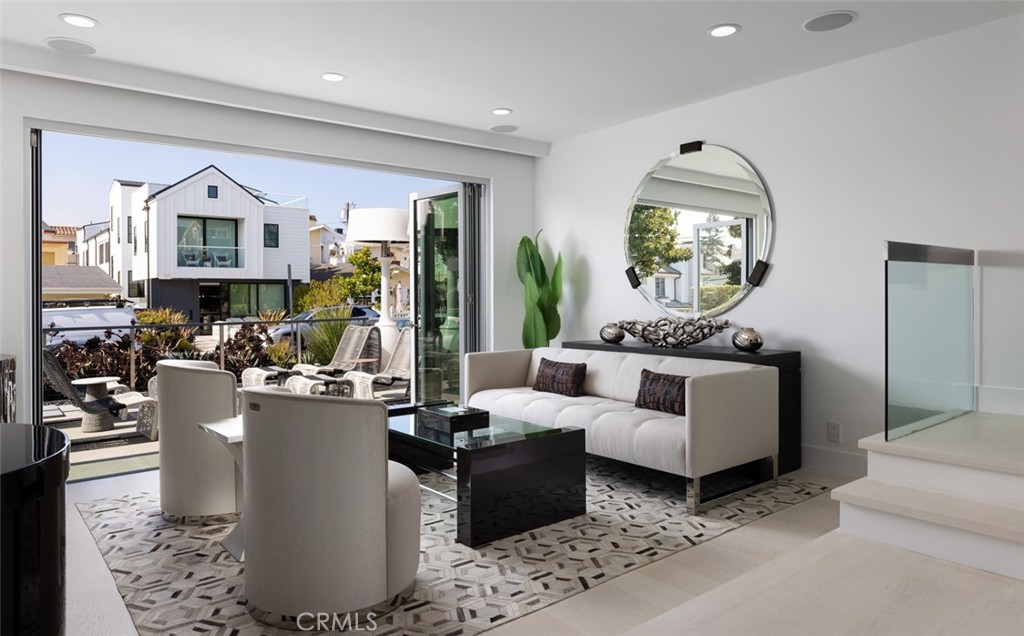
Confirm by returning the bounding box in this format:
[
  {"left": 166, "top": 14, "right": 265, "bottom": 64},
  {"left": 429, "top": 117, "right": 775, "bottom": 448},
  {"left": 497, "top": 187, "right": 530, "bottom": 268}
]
[{"left": 103, "top": 165, "right": 310, "bottom": 324}]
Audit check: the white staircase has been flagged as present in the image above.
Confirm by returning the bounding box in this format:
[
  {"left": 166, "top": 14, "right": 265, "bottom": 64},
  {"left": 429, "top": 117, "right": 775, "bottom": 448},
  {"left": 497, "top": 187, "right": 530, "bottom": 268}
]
[{"left": 832, "top": 411, "right": 1024, "bottom": 580}]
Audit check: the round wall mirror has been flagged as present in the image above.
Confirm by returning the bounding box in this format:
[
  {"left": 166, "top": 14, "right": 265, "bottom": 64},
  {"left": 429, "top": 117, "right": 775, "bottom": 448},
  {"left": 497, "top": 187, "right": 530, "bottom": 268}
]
[{"left": 625, "top": 142, "right": 774, "bottom": 318}]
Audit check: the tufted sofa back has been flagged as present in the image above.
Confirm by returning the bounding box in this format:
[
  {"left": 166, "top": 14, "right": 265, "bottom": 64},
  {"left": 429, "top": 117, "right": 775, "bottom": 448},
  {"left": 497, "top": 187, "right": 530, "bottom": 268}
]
[{"left": 526, "top": 347, "right": 762, "bottom": 403}]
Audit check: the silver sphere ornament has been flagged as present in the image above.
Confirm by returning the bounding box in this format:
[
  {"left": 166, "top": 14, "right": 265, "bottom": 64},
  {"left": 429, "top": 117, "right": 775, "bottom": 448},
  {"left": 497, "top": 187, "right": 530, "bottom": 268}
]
[
  {"left": 599, "top": 323, "right": 625, "bottom": 344},
  {"left": 732, "top": 327, "right": 764, "bottom": 352}
]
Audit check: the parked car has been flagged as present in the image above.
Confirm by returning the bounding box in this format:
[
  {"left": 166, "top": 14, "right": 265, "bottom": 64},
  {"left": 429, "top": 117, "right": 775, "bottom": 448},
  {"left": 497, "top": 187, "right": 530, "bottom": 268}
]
[
  {"left": 42, "top": 305, "right": 139, "bottom": 347},
  {"left": 267, "top": 305, "right": 380, "bottom": 345}
]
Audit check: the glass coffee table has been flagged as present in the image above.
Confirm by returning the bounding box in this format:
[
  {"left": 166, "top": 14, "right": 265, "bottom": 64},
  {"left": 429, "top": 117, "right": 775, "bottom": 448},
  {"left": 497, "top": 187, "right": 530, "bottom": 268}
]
[{"left": 388, "top": 408, "right": 586, "bottom": 547}]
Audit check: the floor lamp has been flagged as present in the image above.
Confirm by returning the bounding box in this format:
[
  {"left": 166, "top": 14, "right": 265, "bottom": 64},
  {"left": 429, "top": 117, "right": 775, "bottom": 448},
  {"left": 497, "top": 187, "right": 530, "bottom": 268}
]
[{"left": 345, "top": 207, "right": 410, "bottom": 357}]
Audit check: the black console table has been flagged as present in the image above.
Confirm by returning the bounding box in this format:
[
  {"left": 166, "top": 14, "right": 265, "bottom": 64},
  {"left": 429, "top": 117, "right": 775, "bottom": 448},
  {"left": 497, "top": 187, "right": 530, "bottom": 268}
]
[{"left": 562, "top": 340, "right": 802, "bottom": 474}]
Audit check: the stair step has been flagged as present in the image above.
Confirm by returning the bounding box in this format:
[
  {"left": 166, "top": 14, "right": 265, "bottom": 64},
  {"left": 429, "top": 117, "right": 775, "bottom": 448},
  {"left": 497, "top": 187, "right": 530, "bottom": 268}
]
[
  {"left": 859, "top": 412, "right": 1024, "bottom": 476},
  {"left": 832, "top": 478, "right": 1024, "bottom": 544}
]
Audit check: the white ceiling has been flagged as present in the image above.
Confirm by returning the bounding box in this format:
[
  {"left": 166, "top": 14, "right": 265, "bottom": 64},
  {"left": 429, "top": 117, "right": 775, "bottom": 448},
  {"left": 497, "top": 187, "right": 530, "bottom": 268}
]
[{"left": 2, "top": 1, "right": 1022, "bottom": 155}]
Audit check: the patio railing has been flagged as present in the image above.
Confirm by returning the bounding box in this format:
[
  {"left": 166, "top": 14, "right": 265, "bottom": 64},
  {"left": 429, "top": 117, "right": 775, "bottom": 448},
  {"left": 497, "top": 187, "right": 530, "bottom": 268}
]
[{"left": 43, "top": 314, "right": 375, "bottom": 390}]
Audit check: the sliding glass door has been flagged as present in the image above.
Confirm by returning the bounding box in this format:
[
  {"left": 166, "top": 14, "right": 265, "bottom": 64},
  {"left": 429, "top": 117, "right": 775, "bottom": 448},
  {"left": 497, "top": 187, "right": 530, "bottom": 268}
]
[{"left": 410, "top": 184, "right": 481, "bottom": 402}]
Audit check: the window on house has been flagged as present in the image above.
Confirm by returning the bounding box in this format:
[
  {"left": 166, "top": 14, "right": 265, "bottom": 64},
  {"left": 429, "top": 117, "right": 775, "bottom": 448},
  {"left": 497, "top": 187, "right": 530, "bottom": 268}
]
[
  {"left": 128, "top": 271, "right": 145, "bottom": 297},
  {"left": 127, "top": 215, "right": 133, "bottom": 242},
  {"left": 177, "top": 216, "right": 239, "bottom": 267},
  {"left": 264, "top": 223, "right": 279, "bottom": 248},
  {"left": 655, "top": 278, "right": 666, "bottom": 298},
  {"left": 225, "top": 283, "right": 285, "bottom": 317},
  {"left": 208, "top": 185, "right": 219, "bottom": 199}
]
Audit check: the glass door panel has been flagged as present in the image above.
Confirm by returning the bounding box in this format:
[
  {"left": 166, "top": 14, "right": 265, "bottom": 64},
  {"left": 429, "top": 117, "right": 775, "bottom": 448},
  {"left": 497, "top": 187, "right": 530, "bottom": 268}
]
[
  {"left": 412, "top": 188, "right": 461, "bottom": 402},
  {"left": 410, "top": 183, "right": 482, "bottom": 404}
]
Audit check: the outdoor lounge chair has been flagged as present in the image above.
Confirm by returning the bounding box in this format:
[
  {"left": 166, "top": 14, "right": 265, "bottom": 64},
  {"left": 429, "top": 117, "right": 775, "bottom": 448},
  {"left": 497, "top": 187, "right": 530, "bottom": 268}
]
[
  {"left": 241, "top": 325, "right": 381, "bottom": 388},
  {"left": 341, "top": 327, "right": 413, "bottom": 400},
  {"left": 42, "top": 349, "right": 127, "bottom": 419}
]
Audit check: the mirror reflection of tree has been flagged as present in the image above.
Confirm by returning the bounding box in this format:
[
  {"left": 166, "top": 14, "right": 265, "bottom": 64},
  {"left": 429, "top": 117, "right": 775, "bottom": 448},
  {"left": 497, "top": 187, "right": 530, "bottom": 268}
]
[
  {"left": 627, "top": 205, "right": 693, "bottom": 279},
  {"left": 698, "top": 213, "right": 730, "bottom": 276}
]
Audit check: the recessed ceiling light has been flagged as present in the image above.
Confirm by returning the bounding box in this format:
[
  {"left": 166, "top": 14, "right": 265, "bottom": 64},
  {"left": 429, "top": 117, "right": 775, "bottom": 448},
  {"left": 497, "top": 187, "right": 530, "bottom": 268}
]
[
  {"left": 321, "top": 72, "right": 347, "bottom": 82},
  {"left": 59, "top": 13, "right": 99, "bottom": 28},
  {"left": 490, "top": 125, "right": 519, "bottom": 134},
  {"left": 491, "top": 107, "right": 513, "bottom": 116},
  {"left": 803, "top": 10, "right": 857, "bottom": 33},
  {"left": 708, "top": 24, "right": 741, "bottom": 38},
  {"left": 44, "top": 37, "right": 97, "bottom": 55}
]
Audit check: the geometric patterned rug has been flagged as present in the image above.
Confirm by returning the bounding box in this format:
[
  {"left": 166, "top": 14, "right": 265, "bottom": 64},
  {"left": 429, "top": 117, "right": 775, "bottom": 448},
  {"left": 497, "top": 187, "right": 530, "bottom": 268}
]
[{"left": 77, "top": 456, "right": 829, "bottom": 635}]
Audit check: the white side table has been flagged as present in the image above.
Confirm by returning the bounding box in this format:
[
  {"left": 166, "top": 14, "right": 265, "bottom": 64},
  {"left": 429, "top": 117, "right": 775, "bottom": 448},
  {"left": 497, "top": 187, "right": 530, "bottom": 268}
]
[{"left": 198, "top": 417, "right": 245, "bottom": 561}]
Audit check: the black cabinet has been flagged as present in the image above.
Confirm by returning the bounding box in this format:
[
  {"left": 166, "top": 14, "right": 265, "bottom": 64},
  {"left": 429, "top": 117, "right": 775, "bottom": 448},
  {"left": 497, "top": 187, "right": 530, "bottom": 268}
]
[
  {"left": 561, "top": 340, "right": 802, "bottom": 474},
  {"left": 1, "top": 423, "right": 71, "bottom": 635}
]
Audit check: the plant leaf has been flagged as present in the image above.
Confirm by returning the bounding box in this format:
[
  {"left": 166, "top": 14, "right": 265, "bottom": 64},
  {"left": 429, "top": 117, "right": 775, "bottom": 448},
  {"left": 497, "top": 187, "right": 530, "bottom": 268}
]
[
  {"left": 524, "top": 275, "right": 541, "bottom": 306},
  {"left": 522, "top": 304, "right": 547, "bottom": 348},
  {"left": 541, "top": 304, "right": 561, "bottom": 341},
  {"left": 515, "top": 237, "right": 533, "bottom": 284},
  {"left": 550, "top": 253, "right": 563, "bottom": 304}
]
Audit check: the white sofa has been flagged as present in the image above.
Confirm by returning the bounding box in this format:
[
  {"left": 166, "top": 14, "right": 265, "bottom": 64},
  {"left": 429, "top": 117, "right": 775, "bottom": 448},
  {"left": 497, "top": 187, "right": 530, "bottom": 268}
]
[{"left": 465, "top": 346, "right": 779, "bottom": 511}]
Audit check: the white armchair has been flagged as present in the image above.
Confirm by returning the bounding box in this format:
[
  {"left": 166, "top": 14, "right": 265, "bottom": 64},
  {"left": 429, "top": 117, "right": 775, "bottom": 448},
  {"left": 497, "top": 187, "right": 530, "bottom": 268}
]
[
  {"left": 240, "top": 386, "right": 420, "bottom": 627},
  {"left": 157, "top": 359, "right": 240, "bottom": 519}
]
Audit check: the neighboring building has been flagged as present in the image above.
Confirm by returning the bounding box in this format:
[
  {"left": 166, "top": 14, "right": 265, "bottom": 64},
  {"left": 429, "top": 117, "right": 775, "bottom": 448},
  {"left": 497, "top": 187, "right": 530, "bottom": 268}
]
[
  {"left": 76, "top": 221, "right": 111, "bottom": 271},
  {"left": 309, "top": 222, "right": 345, "bottom": 266},
  {"left": 41, "top": 265, "right": 120, "bottom": 302},
  {"left": 41, "top": 222, "right": 78, "bottom": 266},
  {"left": 103, "top": 165, "right": 311, "bottom": 323}
]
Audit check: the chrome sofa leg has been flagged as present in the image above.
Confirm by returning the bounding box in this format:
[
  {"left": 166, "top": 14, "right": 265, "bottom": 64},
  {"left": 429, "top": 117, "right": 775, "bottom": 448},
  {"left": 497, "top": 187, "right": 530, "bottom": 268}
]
[
  {"left": 686, "top": 476, "right": 701, "bottom": 515},
  {"left": 772, "top": 453, "right": 779, "bottom": 480}
]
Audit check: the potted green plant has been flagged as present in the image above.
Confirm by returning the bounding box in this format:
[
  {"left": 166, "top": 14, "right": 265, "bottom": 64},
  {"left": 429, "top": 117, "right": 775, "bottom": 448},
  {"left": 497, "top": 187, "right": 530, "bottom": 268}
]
[{"left": 516, "top": 231, "right": 562, "bottom": 348}]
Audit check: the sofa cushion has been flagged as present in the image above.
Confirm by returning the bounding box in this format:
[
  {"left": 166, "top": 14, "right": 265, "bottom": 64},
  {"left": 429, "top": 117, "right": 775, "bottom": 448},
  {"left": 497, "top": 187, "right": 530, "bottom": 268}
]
[
  {"left": 635, "top": 368, "right": 688, "bottom": 416},
  {"left": 525, "top": 347, "right": 762, "bottom": 403},
  {"left": 533, "top": 358, "right": 587, "bottom": 397},
  {"left": 467, "top": 387, "right": 690, "bottom": 476}
]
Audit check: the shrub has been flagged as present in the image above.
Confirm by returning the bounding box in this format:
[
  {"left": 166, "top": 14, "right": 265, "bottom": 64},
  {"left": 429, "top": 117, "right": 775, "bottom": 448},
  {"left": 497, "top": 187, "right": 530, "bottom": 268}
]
[
  {"left": 134, "top": 307, "right": 203, "bottom": 389},
  {"left": 304, "top": 307, "right": 353, "bottom": 364},
  {"left": 264, "top": 340, "right": 295, "bottom": 367},
  {"left": 699, "top": 285, "right": 741, "bottom": 311},
  {"left": 210, "top": 322, "right": 275, "bottom": 379}
]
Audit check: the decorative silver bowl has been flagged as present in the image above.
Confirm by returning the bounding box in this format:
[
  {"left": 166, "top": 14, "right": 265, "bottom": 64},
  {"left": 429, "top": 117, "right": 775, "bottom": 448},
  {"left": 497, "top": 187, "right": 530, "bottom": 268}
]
[
  {"left": 599, "top": 323, "right": 625, "bottom": 344},
  {"left": 617, "top": 317, "right": 729, "bottom": 348},
  {"left": 732, "top": 327, "right": 764, "bottom": 352}
]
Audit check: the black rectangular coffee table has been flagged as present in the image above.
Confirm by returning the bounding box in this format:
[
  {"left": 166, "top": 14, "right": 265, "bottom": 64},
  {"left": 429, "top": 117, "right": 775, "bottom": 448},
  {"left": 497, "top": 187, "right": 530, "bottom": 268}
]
[{"left": 388, "top": 411, "right": 586, "bottom": 547}]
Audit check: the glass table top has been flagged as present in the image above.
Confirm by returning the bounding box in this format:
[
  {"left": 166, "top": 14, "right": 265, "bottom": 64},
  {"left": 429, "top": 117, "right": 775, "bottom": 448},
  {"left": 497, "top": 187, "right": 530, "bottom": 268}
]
[{"left": 388, "top": 410, "right": 567, "bottom": 452}]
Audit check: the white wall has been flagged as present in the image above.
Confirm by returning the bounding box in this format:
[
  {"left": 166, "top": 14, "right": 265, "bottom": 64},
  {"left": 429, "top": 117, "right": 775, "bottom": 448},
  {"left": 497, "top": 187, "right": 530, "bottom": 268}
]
[
  {"left": 536, "top": 15, "right": 1024, "bottom": 476},
  {"left": 263, "top": 206, "right": 311, "bottom": 282},
  {"left": 0, "top": 71, "right": 535, "bottom": 419}
]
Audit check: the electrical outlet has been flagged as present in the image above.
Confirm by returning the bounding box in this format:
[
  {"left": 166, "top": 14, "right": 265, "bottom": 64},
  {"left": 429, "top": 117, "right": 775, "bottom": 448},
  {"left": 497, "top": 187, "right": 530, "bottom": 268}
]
[{"left": 827, "top": 421, "right": 842, "bottom": 443}]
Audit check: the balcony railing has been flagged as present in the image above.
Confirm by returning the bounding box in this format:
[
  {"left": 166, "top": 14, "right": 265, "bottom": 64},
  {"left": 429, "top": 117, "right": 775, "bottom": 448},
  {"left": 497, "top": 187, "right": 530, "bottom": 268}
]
[
  {"left": 252, "top": 192, "right": 308, "bottom": 208},
  {"left": 177, "top": 245, "right": 245, "bottom": 268}
]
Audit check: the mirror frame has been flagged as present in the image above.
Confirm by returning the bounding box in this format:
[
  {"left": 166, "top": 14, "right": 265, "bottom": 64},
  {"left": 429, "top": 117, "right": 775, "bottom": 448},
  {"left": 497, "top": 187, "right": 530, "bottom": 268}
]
[{"left": 624, "top": 141, "right": 775, "bottom": 318}]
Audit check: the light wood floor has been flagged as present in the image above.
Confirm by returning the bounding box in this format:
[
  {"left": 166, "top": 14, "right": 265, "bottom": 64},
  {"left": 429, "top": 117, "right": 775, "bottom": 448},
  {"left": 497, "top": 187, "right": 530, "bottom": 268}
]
[
  {"left": 66, "top": 468, "right": 850, "bottom": 635},
  {"left": 488, "top": 469, "right": 852, "bottom": 636}
]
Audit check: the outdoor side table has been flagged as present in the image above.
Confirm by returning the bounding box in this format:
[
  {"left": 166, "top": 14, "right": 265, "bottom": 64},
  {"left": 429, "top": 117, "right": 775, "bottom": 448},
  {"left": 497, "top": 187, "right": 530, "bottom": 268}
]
[{"left": 71, "top": 376, "right": 121, "bottom": 432}]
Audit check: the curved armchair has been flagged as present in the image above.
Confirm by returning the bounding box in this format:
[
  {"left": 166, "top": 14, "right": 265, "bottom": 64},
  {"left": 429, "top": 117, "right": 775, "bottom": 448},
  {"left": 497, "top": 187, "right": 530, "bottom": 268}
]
[
  {"left": 157, "top": 359, "right": 240, "bottom": 519},
  {"left": 240, "top": 387, "right": 420, "bottom": 626}
]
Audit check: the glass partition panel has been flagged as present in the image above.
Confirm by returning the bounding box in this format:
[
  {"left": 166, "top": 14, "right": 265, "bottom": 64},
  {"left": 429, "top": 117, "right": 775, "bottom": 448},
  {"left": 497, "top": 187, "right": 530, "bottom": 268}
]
[{"left": 886, "top": 242, "right": 975, "bottom": 440}]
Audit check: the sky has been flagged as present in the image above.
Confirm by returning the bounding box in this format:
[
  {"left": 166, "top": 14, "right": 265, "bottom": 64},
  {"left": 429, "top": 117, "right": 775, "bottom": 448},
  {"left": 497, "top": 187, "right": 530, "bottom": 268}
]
[{"left": 41, "top": 131, "right": 452, "bottom": 228}]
